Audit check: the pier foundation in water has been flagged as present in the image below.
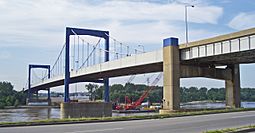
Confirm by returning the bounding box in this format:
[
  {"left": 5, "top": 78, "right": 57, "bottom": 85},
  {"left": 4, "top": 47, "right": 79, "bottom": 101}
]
[{"left": 60, "top": 102, "right": 112, "bottom": 118}]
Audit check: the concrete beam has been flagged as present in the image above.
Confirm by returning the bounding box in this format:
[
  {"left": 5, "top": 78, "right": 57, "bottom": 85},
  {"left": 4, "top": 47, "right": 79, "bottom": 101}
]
[
  {"left": 180, "top": 65, "right": 232, "bottom": 80},
  {"left": 181, "top": 49, "right": 255, "bottom": 65}
]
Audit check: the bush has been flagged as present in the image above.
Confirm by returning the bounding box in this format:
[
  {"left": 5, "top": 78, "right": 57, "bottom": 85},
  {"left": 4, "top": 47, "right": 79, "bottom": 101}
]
[
  {"left": 14, "top": 99, "right": 19, "bottom": 107},
  {"left": 0, "top": 102, "right": 5, "bottom": 109}
]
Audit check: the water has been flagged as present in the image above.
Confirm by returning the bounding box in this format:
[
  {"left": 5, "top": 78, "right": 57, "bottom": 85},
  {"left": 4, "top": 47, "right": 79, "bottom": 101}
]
[
  {"left": 0, "top": 102, "right": 254, "bottom": 122},
  {"left": 181, "top": 102, "right": 255, "bottom": 109},
  {"left": 0, "top": 107, "right": 60, "bottom": 122}
]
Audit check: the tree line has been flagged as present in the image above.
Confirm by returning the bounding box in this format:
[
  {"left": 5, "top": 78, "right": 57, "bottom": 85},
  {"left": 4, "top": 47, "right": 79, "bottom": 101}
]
[
  {"left": 0, "top": 82, "right": 26, "bottom": 108},
  {"left": 87, "top": 83, "right": 255, "bottom": 103},
  {"left": 1, "top": 81, "right": 255, "bottom": 109}
]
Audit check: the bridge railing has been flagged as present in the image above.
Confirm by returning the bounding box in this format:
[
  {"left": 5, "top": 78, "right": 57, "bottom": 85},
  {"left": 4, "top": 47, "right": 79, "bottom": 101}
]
[{"left": 181, "top": 34, "right": 255, "bottom": 60}]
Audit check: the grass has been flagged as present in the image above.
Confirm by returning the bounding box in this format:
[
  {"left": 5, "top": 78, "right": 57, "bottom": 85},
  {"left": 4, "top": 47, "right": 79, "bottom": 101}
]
[
  {"left": 0, "top": 108, "right": 255, "bottom": 127},
  {"left": 204, "top": 125, "right": 255, "bottom": 133}
]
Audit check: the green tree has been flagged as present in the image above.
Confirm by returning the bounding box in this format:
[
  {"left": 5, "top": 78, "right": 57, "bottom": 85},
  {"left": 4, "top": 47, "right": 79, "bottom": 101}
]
[
  {"left": 94, "top": 86, "right": 104, "bottom": 100},
  {"left": 5, "top": 96, "right": 15, "bottom": 106},
  {"left": 187, "top": 87, "right": 199, "bottom": 101},
  {"left": 85, "top": 83, "right": 99, "bottom": 101},
  {"left": 93, "top": 82, "right": 255, "bottom": 104},
  {"left": 180, "top": 87, "right": 190, "bottom": 102},
  {"left": 207, "top": 88, "right": 225, "bottom": 101},
  {"left": 241, "top": 88, "right": 255, "bottom": 101},
  {"left": 14, "top": 99, "right": 19, "bottom": 107},
  {"left": 0, "top": 81, "right": 27, "bottom": 108},
  {"left": 198, "top": 87, "right": 208, "bottom": 101},
  {"left": 148, "top": 86, "right": 162, "bottom": 103}
]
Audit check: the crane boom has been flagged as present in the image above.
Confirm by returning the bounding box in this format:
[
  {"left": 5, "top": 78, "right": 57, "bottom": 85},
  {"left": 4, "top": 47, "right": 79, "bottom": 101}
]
[
  {"left": 127, "top": 75, "right": 135, "bottom": 83},
  {"left": 122, "top": 73, "right": 162, "bottom": 110},
  {"left": 133, "top": 73, "right": 162, "bottom": 107},
  {"left": 115, "top": 73, "right": 162, "bottom": 110}
]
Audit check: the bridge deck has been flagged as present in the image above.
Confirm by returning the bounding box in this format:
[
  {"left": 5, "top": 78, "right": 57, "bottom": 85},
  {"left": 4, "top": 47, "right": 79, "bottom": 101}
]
[
  {"left": 31, "top": 28, "right": 255, "bottom": 90},
  {"left": 31, "top": 50, "right": 163, "bottom": 90}
]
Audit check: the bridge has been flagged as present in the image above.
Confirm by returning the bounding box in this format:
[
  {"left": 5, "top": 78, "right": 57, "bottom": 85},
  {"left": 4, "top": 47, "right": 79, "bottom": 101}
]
[{"left": 27, "top": 27, "right": 255, "bottom": 114}]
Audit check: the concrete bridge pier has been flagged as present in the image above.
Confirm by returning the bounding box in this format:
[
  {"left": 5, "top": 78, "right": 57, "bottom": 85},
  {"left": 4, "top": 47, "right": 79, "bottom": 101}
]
[
  {"left": 35, "top": 91, "right": 39, "bottom": 100},
  {"left": 160, "top": 37, "right": 180, "bottom": 114},
  {"left": 225, "top": 64, "right": 241, "bottom": 108},
  {"left": 159, "top": 37, "right": 241, "bottom": 114},
  {"left": 60, "top": 102, "right": 112, "bottom": 118},
  {"left": 47, "top": 89, "right": 51, "bottom": 106},
  {"left": 179, "top": 63, "right": 241, "bottom": 109}
]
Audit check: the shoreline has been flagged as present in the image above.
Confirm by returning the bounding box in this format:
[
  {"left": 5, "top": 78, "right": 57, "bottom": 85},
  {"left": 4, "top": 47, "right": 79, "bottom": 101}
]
[
  {"left": 2, "top": 101, "right": 254, "bottom": 109},
  {"left": 0, "top": 108, "right": 255, "bottom": 128},
  {"left": 181, "top": 100, "right": 224, "bottom": 104}
]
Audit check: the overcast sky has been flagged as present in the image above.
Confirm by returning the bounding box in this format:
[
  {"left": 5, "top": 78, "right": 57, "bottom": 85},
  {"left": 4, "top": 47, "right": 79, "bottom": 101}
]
[{"left": 0, "top": 0, "right": 255, "bottom": 92}]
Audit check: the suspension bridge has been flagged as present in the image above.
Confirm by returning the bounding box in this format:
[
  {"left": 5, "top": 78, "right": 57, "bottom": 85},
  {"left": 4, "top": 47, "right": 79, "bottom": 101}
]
[{"left": 26, "top": 27, "right": 255, "bottom": 115}]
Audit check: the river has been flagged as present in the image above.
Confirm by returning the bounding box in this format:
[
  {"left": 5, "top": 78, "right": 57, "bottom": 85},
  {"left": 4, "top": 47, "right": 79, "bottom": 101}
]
[{"left": 0, "top": 102, "right": 254, "bottom": 122}]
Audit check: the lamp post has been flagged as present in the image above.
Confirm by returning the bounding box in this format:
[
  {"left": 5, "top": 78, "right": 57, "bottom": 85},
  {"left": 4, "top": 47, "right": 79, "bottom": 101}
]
[{"left": 185, "top": 4, "right": 194, "bottom": 46}]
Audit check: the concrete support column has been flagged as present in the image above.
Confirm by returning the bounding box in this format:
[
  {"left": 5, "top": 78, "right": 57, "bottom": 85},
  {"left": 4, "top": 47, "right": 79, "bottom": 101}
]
[
  {"left": 104, "top": 33, "right": 110, "bottom": 103},
  {"left": 36, "top": 91, "right": 39, "bottom": 100},
  {"left": 64, "top": 28, "right": 70, "bottom": 103},
  {"left": 47, "top": 66, "right": 51, "bottom": 105},
  {"left": 225, "top": 64, "right": 241, "bottom": 108},
  {"left": 28, "top": 65, "right": 31, "bottom": 103},
  {"left": 160, "top": 37, "right": 180, "bottom": 114},
  {"left": 47, "top": 89, "right": 50, "bottom": 100},
  {"left": 47, "top": 89, "right": 51, "bottom": 106}
]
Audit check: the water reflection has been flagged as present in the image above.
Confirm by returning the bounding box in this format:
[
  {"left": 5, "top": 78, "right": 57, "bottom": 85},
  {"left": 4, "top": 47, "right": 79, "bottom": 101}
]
[
  {"left": 0, "top": 102, "right": 254, "bottom": 122},
  {"left": 0, "top": 107, "right": 60, "bottom": 122}
]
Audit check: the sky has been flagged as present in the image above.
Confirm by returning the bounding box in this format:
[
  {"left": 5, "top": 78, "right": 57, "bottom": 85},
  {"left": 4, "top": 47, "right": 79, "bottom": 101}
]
[{"left": 0, "top": 0, "right": 255, "bottom": 92}]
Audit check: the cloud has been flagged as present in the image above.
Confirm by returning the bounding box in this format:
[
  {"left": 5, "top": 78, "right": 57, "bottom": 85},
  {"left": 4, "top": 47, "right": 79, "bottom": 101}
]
[
  {"left": 228, "top": 12, "right": 255, "bottom": 30},
  {"left": 0, "top": 0, "right": 223, "bottom": 48},
  {"left": 0, "top": 0, "right": 225, "bottom": 90}
]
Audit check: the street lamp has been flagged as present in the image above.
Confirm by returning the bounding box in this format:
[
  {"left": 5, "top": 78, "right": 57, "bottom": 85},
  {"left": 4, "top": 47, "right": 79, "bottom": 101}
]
[
  {"left": 185, "top": 4, "right": 194, "bottom": 46},
  {"left": 138, "top": 44, "right": 145, "bottom": 53}
]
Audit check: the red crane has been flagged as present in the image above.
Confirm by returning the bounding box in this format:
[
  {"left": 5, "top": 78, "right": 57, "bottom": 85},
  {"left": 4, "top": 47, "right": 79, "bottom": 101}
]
[{"left": 116, "top": 73, "right": 162, "bottom": 110}]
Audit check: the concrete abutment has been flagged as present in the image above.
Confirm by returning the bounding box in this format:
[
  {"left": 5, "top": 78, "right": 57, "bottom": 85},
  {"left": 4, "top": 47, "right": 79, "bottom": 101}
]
[{"left": 60, "top": 102, "right": 112, "bottom": 118}]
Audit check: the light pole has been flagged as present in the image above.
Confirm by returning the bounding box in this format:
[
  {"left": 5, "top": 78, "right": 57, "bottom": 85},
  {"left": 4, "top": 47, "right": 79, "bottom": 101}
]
[{"left": 185, "top": 4, "right": 194, "bottom": 46}]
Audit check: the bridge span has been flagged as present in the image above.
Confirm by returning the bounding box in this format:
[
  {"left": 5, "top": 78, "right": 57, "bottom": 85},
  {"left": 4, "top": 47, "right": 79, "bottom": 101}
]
[{"left": 28, "top": 27, "right": 255, "bottom": 113}]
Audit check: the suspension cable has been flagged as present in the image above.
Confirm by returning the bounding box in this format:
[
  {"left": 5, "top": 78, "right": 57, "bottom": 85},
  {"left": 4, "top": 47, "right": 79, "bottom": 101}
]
[
  {"left": 71, "top": 29, "right": 129, "bottom": 56},
  {"left": 79, "top": 38, "right": 102, "bottom": 69},
  {"left": 104, "top": 33, "right": 145, "bottom": 54}
]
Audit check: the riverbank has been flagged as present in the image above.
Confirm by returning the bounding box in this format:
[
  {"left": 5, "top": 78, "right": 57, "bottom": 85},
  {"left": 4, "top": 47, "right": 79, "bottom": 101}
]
[{"left": 0, "top": 108, "right": 255, "bottom": 127}]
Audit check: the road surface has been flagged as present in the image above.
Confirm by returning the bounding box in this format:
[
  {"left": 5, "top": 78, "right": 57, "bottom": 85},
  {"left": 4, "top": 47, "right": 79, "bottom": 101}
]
[{"left": 1, "top": 111, "right": 255, "bottom": 133}]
